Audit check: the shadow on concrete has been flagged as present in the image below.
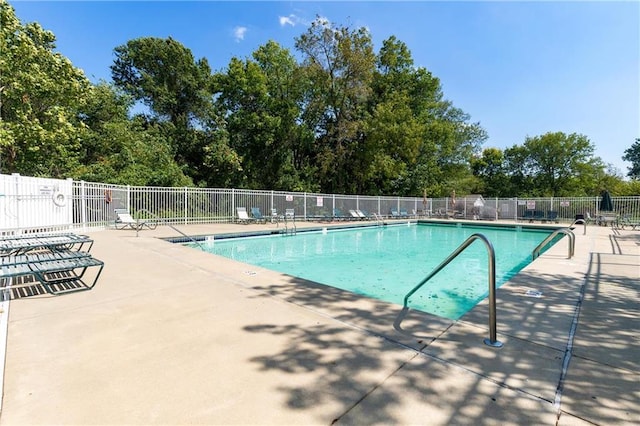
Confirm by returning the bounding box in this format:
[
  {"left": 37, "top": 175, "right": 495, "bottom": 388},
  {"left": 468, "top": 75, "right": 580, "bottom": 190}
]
[
  {"left": 242, "top": 276, "right": 563, "bottom": 424},
  {"left": 558, "top": 251, "right": 640, "bottom": 425}
]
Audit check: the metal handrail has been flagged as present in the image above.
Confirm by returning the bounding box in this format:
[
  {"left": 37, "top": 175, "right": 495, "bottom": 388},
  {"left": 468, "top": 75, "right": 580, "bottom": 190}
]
[
  {"left": 137, "top": 209, "right": 205, "bottom": 250},
  {"left": 569, "top": 219, "right": 587, "bottom": 235},
  {"left": 402, "top": 233, "right": 503, "bottom": 348},
  {"left": 283, "top": 209, "right": 296, "bottom": 235},
  {"left": 532, "top": 228, "right": 574, "bottom": 260}
]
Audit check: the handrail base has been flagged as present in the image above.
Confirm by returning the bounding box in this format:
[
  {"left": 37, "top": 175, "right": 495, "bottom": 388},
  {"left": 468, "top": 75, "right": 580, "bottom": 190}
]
[{"left": 483, "top": 338, "right": 504, "bottom": 348}]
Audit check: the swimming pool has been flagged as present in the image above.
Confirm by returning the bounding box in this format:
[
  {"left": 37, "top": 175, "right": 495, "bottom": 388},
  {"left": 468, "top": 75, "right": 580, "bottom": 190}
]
[{"left": 189, "top": 223, "right": 559, "bottom": 320}]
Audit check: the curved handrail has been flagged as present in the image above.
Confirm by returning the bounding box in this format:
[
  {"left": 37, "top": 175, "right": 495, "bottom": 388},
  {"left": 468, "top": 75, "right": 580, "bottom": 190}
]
[
  {"left": 137, "top": 208, "right": 205, "bottom": 250},
  {"left": 569, "top": 219, "right": 587, "bottom": 235},
  {"left": 532, "top": 228, "right": 574, "bottom": 260},
  {"left": 402, "top": 233, "right": 503, "bottom": 348}
]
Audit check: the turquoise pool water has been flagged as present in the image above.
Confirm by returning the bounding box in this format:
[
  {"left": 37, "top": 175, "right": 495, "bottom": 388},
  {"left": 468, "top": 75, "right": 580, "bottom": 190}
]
[{"left": 191, "top": 224, "right": 557, "bottom": 319}]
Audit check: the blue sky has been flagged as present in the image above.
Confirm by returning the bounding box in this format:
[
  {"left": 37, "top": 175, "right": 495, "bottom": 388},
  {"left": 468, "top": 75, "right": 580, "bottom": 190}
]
[{"left": 10, "top": 0, "right": 640, "bottom": 176}]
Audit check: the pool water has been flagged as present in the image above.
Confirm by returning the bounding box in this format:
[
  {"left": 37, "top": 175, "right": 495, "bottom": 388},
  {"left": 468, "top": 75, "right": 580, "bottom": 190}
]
[{"left": 191, "top": 224, "right": 557, "bottom": 320}]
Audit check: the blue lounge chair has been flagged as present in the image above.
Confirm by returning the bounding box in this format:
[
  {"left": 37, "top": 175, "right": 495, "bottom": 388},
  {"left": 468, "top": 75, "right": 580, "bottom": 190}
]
[
  {"left": 546, "top": 211, "right": 559, "bottom": 223},
  {"left": 333, "top": 208, "right": 348, "bottom": 221},
  {"left": 1, "top": 254, "right": 104, "bottom": 295},
  {"left": 0, "top": 233, "right": 104, "bottom": 295},
  {"left": 251, "top": 207, "right": 267, "bottom": 223},
  {"left": 522, "top": 210, "right": 535, "bottom": 222},
  {"left": 390, "top": 209, "right": 400, "bottom": 218}
]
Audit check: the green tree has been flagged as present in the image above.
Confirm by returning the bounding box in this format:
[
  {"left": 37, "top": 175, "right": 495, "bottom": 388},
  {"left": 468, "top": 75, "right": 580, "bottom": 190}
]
[
  {"left": 504, "top": 132, "right": 604, "bottom": 196},
  {"left": 622, "top": 138, "right": 640, "bottom": 179},
  {"left": 216, "top": 41, "right": 315, "bottom": 191},
  {"left": 503, "top": 145, "right": 535, "bottom": 196},
  {"left": 73, "top": 83, "right": 192, "bottom": 186},
  {"left": 0, "top": 1, "right": 90, "bottom": 177},
  {"left": 370, "top": 36, "right": 486, "bottom": 197},
  {"left": 111, "top": 37, "right": 211, "bottom": 129},
  {"left": 111, "top": 36, "right": 240, "bottom": 186},
  {"left": 471, "top": 148, "right": 510, "bottom": 196},
  {"left": 295, "top": 17, "right": 376, "bottom": 193},
  {"left": 361, "top": 92, "right": 423, "bottom": 195}
]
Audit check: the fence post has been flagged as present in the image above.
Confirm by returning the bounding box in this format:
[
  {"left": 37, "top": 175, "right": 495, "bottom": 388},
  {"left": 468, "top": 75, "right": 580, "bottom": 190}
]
[
  {"left": 184, "top": 187, "right": 188, "bottom": 225},
  {"left": 79, "top": 180, "right": 87, "bottom": 231},
  {"left": 12, "top": 173, "right": 21, "bottom": 230},
  {"left": 232, "top": 188, "right": 236, "bottom": 223}
]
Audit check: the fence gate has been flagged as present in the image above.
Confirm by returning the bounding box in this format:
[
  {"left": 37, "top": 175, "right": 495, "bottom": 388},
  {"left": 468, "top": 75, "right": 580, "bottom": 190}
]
[{"left": 0, "top": 174, "right": 72, "bottom": 233}]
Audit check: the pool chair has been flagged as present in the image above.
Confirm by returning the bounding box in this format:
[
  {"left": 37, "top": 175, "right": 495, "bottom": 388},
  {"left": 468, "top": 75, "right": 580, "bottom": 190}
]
[
  {"left": 390, "top": 209, "right": 400, "bottom": 218},
  {"left": 399, "top": 209, "right": 409, "bottom": 218},
  {"left": 250, "top": 207, "right": 268, "bottom": 223},
  {"left": 271, "top": 208, "right": 282, "bottom": 224},
  {"left": 333, "top": 208, "right": 349, "bottom": 221},
  {"left": 533, "top": 211, "right": 545, "bottom": 222},
  {"left": 546, "top": 210, "right": 559, "bottom": 223},
  {"left": 355, "top": 210, "right": 370, "bottom": 220},
  {"left": 619, "top": 214, "right": 640, "bottom": 230},
  {"left": 236, "top": 207, "right": 255, "bottom": 224},
  {"left": 236, "top": 207, "right": 255, "bottom": 225},
  {"left": 114, "top": 208, "right": 157, "bottom": 231},
  {"left": 585, "top": 212, "right": 596, "bottom": 225},
  {"left": 521, "top": 210, "right": 535, "bottom": 222},
  {"left": 349, "top": 210, "right": 363, "bottom": 220}
]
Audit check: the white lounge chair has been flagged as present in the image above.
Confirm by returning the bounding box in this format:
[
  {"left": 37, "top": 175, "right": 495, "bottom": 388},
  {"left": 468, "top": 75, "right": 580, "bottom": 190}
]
[
  {"left": 236, "top": 207, "right": 255, "bottom": 224},
  {"left": 114, "top": 209, "right": 157, "bottom": 231}
]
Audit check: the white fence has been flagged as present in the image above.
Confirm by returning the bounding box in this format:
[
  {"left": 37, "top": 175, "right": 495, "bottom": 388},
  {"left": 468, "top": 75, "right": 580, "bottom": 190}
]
[{"left": 1, "top": 173, "right": 639, "bottom": 234}]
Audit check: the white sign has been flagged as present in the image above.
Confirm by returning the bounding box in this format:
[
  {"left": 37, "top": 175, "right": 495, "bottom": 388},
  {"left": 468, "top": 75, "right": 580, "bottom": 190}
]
[
  {"left": 286, "top": 195, "right": 293, "bottom": 202},
  {"left": 316, "top": 196, "right": 323, "bottom": 207},
  {"left": 39, "top": 185, "right": 54, "bottom": 195}
]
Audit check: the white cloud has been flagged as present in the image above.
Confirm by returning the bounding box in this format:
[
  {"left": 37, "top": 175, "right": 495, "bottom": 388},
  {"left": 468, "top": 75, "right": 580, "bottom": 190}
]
[
  {"left": 233, "top": 26, "right": 247, "bottom": 42},
  {"left": 279, "top": 15, "right": 295, "bottom": 27},
  {"left": 278, "top": 14, "right": 310, "bottom": 27}
]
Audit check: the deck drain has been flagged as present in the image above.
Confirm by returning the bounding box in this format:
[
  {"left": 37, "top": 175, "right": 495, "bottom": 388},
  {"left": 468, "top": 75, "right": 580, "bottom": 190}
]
[{"left": 524, "top": 289, "right": 542, "bottom": 298}]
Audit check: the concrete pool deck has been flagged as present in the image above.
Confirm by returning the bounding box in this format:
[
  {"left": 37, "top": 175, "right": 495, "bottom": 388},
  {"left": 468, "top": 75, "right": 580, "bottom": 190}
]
[{"left": 0, "top": 220, "right": 638, "bottom": 425}]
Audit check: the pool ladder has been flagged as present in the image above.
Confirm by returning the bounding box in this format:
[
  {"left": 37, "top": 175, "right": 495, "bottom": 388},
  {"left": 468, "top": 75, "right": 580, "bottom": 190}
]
[
  {"left": 372, "top": 212, "right": 384, "bottom": 226},
  {"left": 532, "top": 228, "right": 575, "bottom": 260},
  {"left": 401, "top": 233, "right": 503, "bottom": 348},
  {"left": 283, "top": 209, "right": 296, "bottom": 236}
]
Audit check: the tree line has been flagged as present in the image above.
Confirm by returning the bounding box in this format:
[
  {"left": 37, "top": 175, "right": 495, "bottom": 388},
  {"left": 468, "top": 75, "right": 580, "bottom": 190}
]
[{"left": 1, "top": 2, "right": 638, "bottom": 196}]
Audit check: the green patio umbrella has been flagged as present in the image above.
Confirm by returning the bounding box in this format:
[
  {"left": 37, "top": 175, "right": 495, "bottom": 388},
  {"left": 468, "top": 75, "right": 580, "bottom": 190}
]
[{"left": 600, "top": 190, "right": 614, "bottom": 212}]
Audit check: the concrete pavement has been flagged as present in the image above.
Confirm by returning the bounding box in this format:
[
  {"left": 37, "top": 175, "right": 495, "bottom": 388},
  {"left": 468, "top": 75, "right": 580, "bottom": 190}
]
[{"left": 0, "top": 220, "right": 637, "bottom": 425}]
